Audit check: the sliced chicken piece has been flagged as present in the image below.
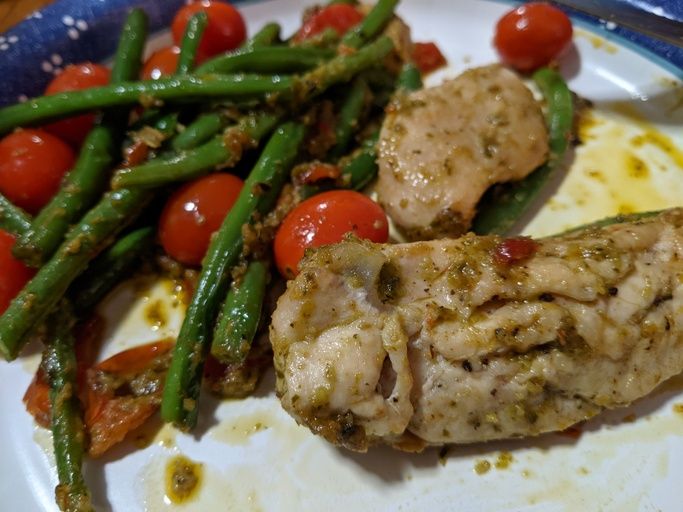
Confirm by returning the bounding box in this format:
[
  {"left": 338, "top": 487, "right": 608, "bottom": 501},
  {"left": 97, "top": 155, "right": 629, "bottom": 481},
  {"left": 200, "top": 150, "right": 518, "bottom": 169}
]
[
  {"left": 270, "top": 209, "right": 683, "bottom": 451},
  {"left": 377, "top": 64, "right": 549, "bottom": 240}
]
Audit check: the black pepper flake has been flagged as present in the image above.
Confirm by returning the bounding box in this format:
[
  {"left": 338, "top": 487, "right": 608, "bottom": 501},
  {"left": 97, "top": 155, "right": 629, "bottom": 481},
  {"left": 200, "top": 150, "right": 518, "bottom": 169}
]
[
  {"left": 490, "top": 388, "right": 497, "bottom": 396},
  {"left": 539, "top": 293, "right": 554, "bottom": 302},
  {"left": 608, "top": 287, "right": 618, "bottom": 296},
  {"left": 462, "top": 360, "right": 473, "bottom": 372}
]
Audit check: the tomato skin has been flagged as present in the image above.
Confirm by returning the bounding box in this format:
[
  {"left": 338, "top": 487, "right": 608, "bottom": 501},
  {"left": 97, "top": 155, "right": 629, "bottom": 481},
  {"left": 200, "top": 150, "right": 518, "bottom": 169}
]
[
  {"left": 494, "top": 237, "right": 539, "bottom": 265},
  {"left": 412, "top": 42, "right": 447, "bottom": 74},
  {"left": 274, "top": 190, "right": 389, "bottom": 278},
  {"left": 294, "top": 4, "right": 363, "bottom": 42},
  {"left": 159, "top": 174, "right": 244, "bottom": 266},
  {"left": 0, "top": 229, "right": 35, "bottom": 315},
  {"left": 44, "top": 63, "right": 111, "bottom": 146},
  {"left": 172, "top": 1, "right": 247, "bottom": 59},
  {"left": 141, "top": 46, "right": 181, "bottom": 80},
  {"left": 494, "top": 2, "right": 573, "bottom": 72},
  {"left": 0, "top": 129, "right": 75, "bottom": 214}
]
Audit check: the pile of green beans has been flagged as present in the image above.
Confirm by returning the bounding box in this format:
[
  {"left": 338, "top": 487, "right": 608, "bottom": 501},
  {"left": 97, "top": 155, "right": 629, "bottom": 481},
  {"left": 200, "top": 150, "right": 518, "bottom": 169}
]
[{"left": 0, "top": 1, "right": 407, "bottom": 508}]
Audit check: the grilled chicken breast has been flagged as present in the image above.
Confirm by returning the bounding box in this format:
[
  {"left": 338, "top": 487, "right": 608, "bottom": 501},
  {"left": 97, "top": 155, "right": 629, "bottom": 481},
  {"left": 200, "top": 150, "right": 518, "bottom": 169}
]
[
  {"left": 271, "top": 209, "right": 683, "bottom": 451},
  {"left": 377, "top": 64, "right": 549, "bottom": 240}
]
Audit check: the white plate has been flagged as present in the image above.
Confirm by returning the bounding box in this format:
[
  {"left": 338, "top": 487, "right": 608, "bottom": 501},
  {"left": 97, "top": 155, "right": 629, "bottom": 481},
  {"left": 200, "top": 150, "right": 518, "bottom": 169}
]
[{"left": 1, "top": 1, "right": 683, "bottom": 511}]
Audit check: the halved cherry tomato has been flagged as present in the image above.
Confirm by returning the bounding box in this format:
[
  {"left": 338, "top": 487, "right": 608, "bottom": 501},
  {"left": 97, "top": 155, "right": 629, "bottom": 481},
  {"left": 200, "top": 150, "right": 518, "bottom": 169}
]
[
  {"left": 23, "top": 315, "right": 104, "bottom": 428},
  {"left": 294, "top": 4, "right": 363, "bottom": 42},
  {"left": 159, "top": 174, "right": 244, "bottom": 266},
  {"left": 172, "top": 1, "right": 247, "bottom": 60},
  {"left": 141, "top": 46, "right": 181, "bottom": 80},
  {"left": 412, "top": 42, "right": 447, "bottom": 74},
  {"left": 85, "top": 340, "right": 173, "bottom": 457},
  {"left": 274, "top": 190, "right": 389, "bottom": 278},
  {"left": 0, "top": 129, "right": 75, "bottom": 214},
  {"left": 44, "top": 63, "right": 111, "bottom": 146},
  {"left": 494, "top": 2, "right": 573, "bottom": 72}
]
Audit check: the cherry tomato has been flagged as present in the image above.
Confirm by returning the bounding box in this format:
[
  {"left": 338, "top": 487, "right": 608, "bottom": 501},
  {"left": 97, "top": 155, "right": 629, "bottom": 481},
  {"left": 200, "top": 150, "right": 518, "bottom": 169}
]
[
  {"left": 0, "top": 230, "right": 35, "bottom": 315},
  {"left": 294, "top": 4, "right": 363, "bottom": 42},
  {"left": 85, "top": 340, "right": 173, "bottom": 457},
  {"left": 412, "top": 42, "right": 447, "bottom": 74},
  {"left": 494, "top": 2, "right": 573, "bottom": 72},
  {"left": 293, "top": 162, "right": 341, "bottom": 185},
  {"left": 44, "top": 63, "right": 111, "bottom": 146},
  {"left": 274, "top": 190, "right": 389, "bottom": 278},
  {"left": 172, "top": 1, "right": 247, "bottom": 60},
  {"left": 159, "top": 174, "right": 244, "bottom": 266},
  {"left": 141, "top": 46, "right": 181, "bottom": 80},
  {"left": 0, "top": 129, "right": 75, "bottom": 214}
]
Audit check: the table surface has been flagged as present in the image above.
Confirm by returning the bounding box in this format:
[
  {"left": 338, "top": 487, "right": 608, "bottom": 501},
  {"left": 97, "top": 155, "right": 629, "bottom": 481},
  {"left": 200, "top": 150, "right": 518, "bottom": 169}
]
[{"left": 0, "top": 0, "right": 53, "bottom": 33}]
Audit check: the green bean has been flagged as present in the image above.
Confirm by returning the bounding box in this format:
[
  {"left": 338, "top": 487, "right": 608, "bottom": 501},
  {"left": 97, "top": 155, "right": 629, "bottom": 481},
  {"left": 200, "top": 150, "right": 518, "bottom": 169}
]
[
  {"left": 0, "top": 188, "right": 152, "bottom": 361},
  {"left": 246, "top": 22, "right": 282, "bottom": 49},
  {"left": 43, "top": 306, "right": 92, "bottom": 512},
  {"left": 396, "top": 62, "right": 422, "bottom": 91},
  {"left": 294, "top": 36, "right": 394, "bottom": 101},
  {"left": 171, "top": 112, "right": 226, "bottom": 152},
  {"left": 196, "top": 46, "right": 334, "bottom": 75},
  {"left": 176, "top": 12, "right": 208, "bottom": 76},
  {"left": 294, "top": 28, "right": 340, "bottom": 49},
  {"left": 211, "top": 260, "right": 268, "bottom": 364},
  {"left": 558, "top": 210, "right": 663, "bottom": 236},
  {"left": 0, "top": 193, "right": 31, "bottom": 236},
  {"left": 471, "top": 67, "right": 573, "bottom": 235},
  {"left": 113, "top": 111, "right": 281, "bottom": 189},
  {"left": 0, "top": 74, "right": 294, "bottom": 134},
  {"left": 161, "top": 122, "right": 306, "bottom": 429},
  {"left": 69, "top": 226, "right": 155, "bottom": 316},
  {"left": 341, "top": 0, "right": 399, "bottom": 49},
  {"left": 329, "top": 77, "right": 368, "bottom": 160},
  {"left": 14, "top": 9, "right": 148, "bottom": 267}
]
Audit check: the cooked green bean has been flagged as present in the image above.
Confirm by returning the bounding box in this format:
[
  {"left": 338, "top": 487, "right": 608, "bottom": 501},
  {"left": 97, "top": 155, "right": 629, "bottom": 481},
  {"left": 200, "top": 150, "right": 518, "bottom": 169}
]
[
  {"left": 161, "top": 122, "right": 306, "bottom": 429},
  {"left": 0, "top": 193, "right": 31, "bottom": 236},
  {"left": 0, "top": 187, "right": 152, "bottom": 361},
  {"left": 14, "top": 9, "right": 148, "bottom": 267},
  {"left": 341, "top": 0, "right": 399, "bottom": 49},
  {"left": 471, "top": 67, "right": 573, "bottom": 235},
  {"left": 396, "top": 62, "right": 421, "bottom": 91},
  {"left": 329, "top": 77, "right": 368, "bottom": 160},
  {"left": 43, "top": 306, "right": 92, "bottom": 512},
  {"left": 558, "top": 210, "right": 663, "bottom": 236},
  {"left": 171, "top": 112, "right": 226, "bottom": 151},
  {"left": 113, "top": 110, "right": 281, "bottom": 189},
  {"left": 0, "top": 74, "right": 294, "bottom": 134},
  {"left": 294, "top": 36, "right": 394, "bottom": 101},
  {"left": 196, "top": 47, "right": 334, "bottom": 75},
  {"left": 211, "top": 260, "right": 268, "bottom": 364},
  {"left": 69, "top": 226, "right": 155, "bottom": 316},
  {"left": 294, "top": 28, "right": 340, "bottom": 49},
  {"left": 176, "top": 12, "right": 208, "bottom": 76},
  {"left": 245, "top": 22, "right": 281, "bottom": 49}
]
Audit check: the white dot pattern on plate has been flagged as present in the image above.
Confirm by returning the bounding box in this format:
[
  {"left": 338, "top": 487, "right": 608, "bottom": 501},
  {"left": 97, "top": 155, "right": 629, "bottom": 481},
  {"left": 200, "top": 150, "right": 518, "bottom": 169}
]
[{"left": 0, "top": 35, "right": 19, "bottom": 52}]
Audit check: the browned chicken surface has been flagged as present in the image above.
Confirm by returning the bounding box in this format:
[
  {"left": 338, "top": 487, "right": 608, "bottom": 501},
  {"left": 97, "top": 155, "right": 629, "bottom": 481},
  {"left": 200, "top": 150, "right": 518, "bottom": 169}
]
[
  {"left": 270, "top": 209, "right": 683, "bottom": 451},
  {"left": 377, "top": 64, "right": 549, "bottom": 240}
]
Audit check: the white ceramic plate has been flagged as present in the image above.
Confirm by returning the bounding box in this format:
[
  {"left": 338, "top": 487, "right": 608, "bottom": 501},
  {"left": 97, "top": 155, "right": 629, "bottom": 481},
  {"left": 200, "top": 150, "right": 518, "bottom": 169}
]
[{"left": 1, "top": 1, "right": 683, "bottom": 511}]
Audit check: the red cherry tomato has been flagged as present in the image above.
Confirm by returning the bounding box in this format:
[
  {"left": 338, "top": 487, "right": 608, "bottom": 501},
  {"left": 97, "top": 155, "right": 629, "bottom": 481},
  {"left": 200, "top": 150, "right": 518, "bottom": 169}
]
[
  {"left": 172, "top": 1, "right": 247, "bottom": 60},
  {"left": 494, "top": 237, "right": 539, "bottom": 265},
  {"left": 159, "top": 174, "right": 244, "bottom": 266},
  {"left": 494, "top": 2, "right": 573, "bottom": 72},
  {"left": 141, "top": 46, "right": 181, "bottom": 80},
  {"left": 294, "top": 4, "right": 363, "bottom": 42},
  {"left": 274, "top": 190, "right": 389, "bottom": 278},
  {"left": 0, "top": 230, "right": 35, "bottom": 315},
  {"left": 0, "top": 129, "right": 75, "bottom": 214},
  {"left": 412, "top": 42, "right": 447, "bottom": 74},
  {"left": 44, "top": 63, "right": 111, "bottom": 146}
]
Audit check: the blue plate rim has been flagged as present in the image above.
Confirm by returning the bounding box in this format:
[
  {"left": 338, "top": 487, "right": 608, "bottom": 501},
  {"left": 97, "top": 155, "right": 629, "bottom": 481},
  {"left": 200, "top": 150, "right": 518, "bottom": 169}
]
[{"left": 0, "top": 0, "right": 681, "bottom": 107}]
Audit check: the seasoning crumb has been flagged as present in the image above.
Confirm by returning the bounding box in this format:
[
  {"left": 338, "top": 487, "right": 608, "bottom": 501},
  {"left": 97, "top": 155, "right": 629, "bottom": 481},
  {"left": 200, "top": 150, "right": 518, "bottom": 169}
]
[
  {"left": 438, "top": 446, "right": 450, "bottom": 466},
  {"left": 578, "top": 466, "right": 590, "bottom": 475},
  {"left": 474, "top": 459, "right": 491, "bottom": 475},
  {"left": 673, "top": 403, "right": 683, "bottom": 415},
  {"left": 622, "top": 413, "right": 636, "bottom": 423}
]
